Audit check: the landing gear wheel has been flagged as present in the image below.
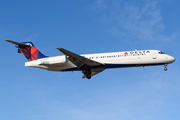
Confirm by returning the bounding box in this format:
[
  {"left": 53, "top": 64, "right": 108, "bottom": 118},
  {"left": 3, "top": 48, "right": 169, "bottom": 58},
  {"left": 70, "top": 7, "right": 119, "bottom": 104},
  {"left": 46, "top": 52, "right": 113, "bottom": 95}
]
[
  {"left": 82, "top": 69, "right": 92, "bottom": 79},
  {"left": 82, "top": 69, "right": 87, "bottom": 74},
  {"left": 86, "top": 75, "right": 91, "bottom": 79},
  {"left": 164, "top": 64, "right": 167, "bottom": 71}
]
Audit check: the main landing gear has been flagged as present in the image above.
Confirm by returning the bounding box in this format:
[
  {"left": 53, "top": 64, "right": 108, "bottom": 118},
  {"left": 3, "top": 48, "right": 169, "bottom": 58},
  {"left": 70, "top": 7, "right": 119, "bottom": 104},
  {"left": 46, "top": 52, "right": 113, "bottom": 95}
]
[
  {"left": 82, "top": 69, "right": 92, "bottom": 79},
  {"left": 164, "top": 64, "right": 168, "bottom": 71}
]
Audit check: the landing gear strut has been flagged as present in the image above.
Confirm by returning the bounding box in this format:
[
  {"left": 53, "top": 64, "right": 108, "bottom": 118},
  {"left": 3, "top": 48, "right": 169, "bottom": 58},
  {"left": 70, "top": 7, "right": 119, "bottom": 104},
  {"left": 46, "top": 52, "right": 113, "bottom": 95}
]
[
  {"left": 82, "top": 69, "right": 92, "bottom": 79},
  {"left": 164, "top": 64, "right": 168, "bottom": 71}
]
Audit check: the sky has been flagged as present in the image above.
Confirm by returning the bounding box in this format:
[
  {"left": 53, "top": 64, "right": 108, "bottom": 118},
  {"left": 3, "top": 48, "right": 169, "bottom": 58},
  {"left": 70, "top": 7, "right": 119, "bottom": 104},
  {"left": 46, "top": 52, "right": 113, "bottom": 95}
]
[{"left": 0, "top": 0, "right": 180, "bottom": 120}]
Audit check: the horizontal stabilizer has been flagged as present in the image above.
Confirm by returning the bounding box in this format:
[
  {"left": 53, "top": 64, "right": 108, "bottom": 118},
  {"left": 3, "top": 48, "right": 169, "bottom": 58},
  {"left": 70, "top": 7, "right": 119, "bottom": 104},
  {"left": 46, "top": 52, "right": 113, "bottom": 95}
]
[{"left": 5, "top": 40, "right": 31, "bottom": 47}]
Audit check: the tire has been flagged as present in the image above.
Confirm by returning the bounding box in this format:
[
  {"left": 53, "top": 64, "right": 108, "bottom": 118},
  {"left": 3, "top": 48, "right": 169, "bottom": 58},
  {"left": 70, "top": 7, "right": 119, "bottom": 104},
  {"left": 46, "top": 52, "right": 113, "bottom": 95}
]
[{"left": 87, "top": 75, "right": 91, "bottom": 79}]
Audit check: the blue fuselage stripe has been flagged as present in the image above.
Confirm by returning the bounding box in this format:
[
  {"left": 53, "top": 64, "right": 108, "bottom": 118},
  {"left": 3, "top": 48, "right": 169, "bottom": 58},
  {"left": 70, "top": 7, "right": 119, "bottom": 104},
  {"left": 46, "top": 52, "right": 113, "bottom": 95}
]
[{"left": 61, "top": 63, "right": 165, "bottom": 71}]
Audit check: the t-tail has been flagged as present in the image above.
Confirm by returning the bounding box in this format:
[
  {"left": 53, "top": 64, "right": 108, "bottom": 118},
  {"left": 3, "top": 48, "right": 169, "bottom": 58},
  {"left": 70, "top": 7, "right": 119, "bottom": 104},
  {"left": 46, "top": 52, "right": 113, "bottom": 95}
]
[{"left": 5, "top": 40, "right": 48, "bottom": 61}]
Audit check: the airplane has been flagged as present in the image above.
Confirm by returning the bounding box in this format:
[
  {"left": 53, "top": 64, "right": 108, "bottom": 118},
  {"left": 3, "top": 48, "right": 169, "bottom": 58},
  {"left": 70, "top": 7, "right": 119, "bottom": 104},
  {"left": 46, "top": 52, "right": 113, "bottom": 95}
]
[{"left": 5, "top": 40, "right": 175, "bottom": 79}]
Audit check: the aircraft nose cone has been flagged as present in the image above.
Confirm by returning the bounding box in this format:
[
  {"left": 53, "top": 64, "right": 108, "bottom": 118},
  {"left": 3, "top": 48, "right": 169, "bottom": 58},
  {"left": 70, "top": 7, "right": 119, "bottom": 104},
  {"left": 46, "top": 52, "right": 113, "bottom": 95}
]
[
  {"left": 169, "top": 56, "right": 175, "bottom": 63},
  {"left": 172, "top": 57, "right": 175, "bottom": 62}
]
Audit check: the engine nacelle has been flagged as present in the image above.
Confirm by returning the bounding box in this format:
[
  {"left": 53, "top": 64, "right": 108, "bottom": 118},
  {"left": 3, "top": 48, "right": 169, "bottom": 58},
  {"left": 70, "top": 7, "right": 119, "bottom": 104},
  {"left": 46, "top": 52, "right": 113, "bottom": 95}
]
[{"left": 40, "top": 56, "right": 67, "bottom": 66}]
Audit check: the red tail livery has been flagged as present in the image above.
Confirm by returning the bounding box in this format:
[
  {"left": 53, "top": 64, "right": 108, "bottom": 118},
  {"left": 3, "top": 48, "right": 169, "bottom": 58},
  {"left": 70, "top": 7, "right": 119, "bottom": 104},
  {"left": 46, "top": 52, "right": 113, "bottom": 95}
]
[{"left": 6, "top": 40, "right": 47, "bottom": 61}]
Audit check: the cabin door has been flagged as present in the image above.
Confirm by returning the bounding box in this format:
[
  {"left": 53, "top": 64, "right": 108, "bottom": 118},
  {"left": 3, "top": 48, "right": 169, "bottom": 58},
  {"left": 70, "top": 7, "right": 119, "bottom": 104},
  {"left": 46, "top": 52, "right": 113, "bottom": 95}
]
[{"left": 152, "top": 53, "right": 156, "bottom": 59}]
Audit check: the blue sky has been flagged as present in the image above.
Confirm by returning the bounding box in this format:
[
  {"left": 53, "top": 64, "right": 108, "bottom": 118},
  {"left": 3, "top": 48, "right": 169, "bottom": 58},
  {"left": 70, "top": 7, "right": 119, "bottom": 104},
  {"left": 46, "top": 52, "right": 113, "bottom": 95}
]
[{"left": 0, "top": 0, "right": 180, "bottom": 120}]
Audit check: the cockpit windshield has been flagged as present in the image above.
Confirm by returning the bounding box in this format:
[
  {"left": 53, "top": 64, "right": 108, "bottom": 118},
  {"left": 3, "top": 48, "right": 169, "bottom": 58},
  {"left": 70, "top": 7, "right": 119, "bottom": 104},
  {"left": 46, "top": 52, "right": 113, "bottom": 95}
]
[{"left": 158, "top": 51, "right": 165, "bottom": 54}]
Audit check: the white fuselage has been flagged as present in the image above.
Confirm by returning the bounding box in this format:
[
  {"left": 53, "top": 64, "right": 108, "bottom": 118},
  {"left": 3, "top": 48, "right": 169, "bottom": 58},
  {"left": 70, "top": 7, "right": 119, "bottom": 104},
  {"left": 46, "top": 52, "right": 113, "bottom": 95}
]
[{"left": 25, "top": 50, "right": 175, "bottom": 71}]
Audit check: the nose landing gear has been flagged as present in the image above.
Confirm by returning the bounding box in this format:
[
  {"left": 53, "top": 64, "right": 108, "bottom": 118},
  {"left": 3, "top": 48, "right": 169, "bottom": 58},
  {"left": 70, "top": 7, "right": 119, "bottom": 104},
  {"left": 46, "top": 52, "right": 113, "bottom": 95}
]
[{"left": 164, "top": 64, "right": 168, "bottom": 71}]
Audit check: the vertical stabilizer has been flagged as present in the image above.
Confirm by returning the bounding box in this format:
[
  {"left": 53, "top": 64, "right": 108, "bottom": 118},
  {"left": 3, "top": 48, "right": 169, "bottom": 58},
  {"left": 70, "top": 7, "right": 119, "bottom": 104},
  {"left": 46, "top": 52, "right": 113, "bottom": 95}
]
[{"left": 5, "top": 40, "right": 48, "bottom": 61}]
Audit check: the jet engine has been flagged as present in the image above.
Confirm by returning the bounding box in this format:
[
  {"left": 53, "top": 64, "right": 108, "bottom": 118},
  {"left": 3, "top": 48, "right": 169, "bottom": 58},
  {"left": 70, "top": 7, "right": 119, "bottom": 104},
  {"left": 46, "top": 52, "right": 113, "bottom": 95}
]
[{"left": 40, "top": 56, "right": 67, "bottom": 65}]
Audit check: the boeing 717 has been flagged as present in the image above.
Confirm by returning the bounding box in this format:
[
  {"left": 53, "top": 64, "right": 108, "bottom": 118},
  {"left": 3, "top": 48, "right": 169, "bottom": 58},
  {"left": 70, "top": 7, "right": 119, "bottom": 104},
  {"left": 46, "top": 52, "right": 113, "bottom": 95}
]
[{"left": 5, "top": 40, "right": 175, "bottom": 79}]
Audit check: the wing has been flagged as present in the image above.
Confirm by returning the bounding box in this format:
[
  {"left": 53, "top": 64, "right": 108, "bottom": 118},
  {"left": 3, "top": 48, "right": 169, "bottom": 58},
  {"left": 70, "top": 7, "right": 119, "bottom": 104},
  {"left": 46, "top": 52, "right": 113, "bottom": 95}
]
[
  {"left": 57, "top": 48, "right": 105, "bottom": 79},
  {"left": 57, "top": 48, "right": 104, "bottom": 69}
]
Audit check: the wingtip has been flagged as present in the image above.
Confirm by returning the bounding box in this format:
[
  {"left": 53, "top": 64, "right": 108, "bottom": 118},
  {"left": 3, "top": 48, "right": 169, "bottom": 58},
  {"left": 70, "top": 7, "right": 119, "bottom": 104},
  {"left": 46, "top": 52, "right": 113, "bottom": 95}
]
[
  {"left": 56, "top": 48, "right": 61, "bottom": 50},
  {"left": 56, "top": 48, "right": 65, "bottom": 51}
]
